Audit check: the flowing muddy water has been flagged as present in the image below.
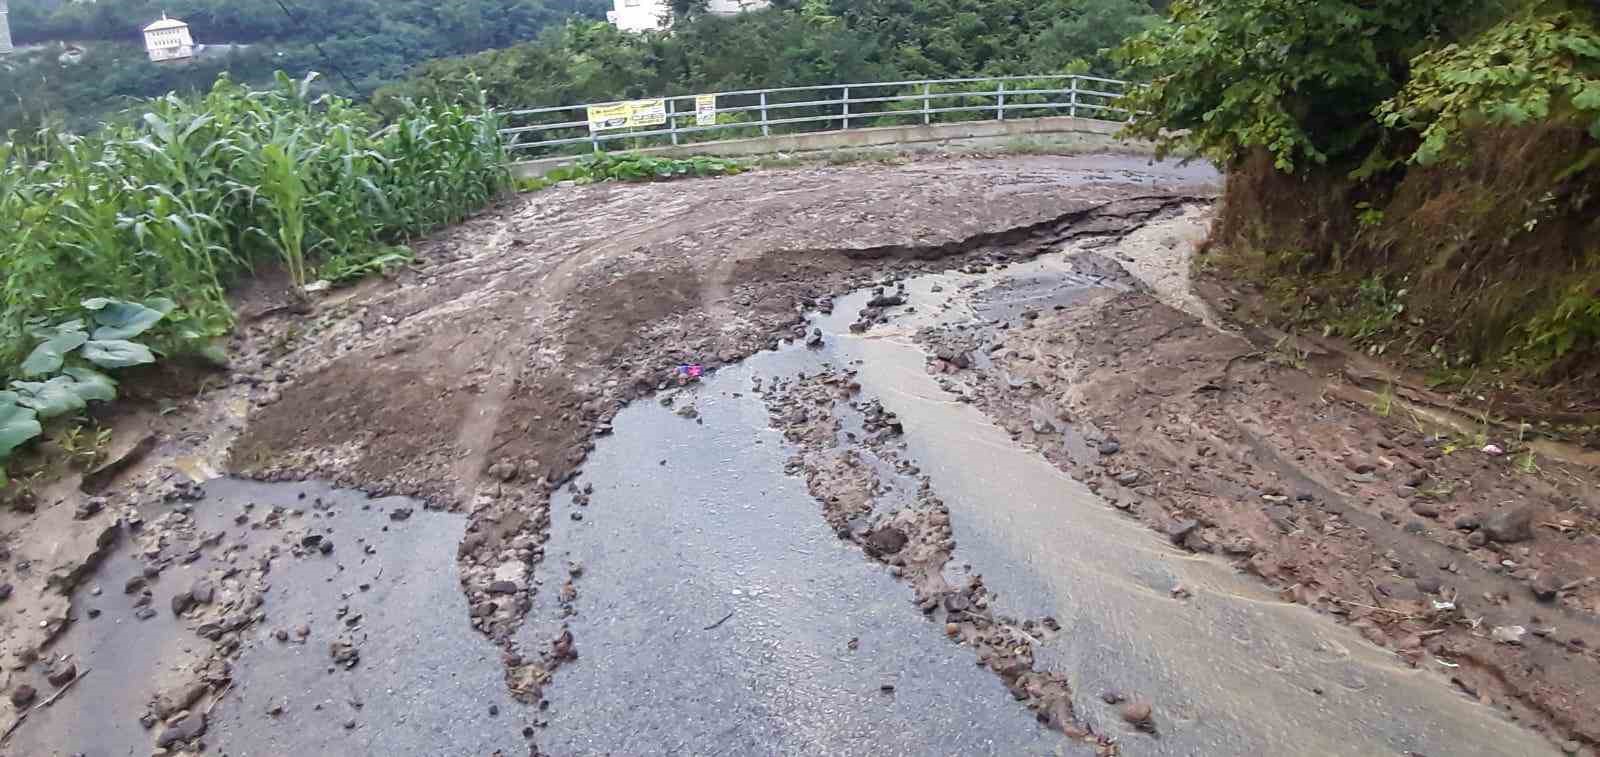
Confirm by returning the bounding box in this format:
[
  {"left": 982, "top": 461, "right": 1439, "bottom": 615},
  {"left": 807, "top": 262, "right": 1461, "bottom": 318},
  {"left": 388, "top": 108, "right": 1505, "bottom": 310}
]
[{"left": 530, "top": 249, "right": 1552, "bottom": 755}]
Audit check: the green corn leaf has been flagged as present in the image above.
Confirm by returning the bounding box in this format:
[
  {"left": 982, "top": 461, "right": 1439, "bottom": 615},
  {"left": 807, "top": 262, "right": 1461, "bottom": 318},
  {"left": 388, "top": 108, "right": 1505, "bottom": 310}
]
[
  {"left": 21, "top": 331, "right": 90, "bottom": 377},
  {"left": 81, "top": 340, "right": 158, "bottom": 369}
]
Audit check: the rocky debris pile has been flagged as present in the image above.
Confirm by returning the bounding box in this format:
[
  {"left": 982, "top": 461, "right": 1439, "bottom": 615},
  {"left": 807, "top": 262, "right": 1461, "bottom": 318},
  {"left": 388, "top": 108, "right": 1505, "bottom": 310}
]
[
  {"left": 762, "top": 368, "right": 1107, "bottom": 750},
  {"left": 850, "top": 280, "right": 910, "bottom": 333}
]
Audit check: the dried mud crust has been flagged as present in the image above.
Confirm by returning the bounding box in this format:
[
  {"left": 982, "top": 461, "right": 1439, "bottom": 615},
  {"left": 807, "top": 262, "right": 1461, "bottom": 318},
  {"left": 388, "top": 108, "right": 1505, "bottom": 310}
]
[
  {"left": 760, "top": 368, "right": 1107, "bottom": 752},
  {"left": 932, "top": 287, "right": 1600, "bottom": 751},
  {"left": 221, "top": 156, "right": 1216, "bottom": 701}
]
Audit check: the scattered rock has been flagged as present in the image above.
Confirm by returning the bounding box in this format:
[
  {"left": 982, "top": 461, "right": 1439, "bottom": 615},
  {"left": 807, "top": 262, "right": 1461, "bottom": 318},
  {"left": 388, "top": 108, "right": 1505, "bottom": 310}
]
[
  {"left": 487, "top": 461, "right": 519, "bottom": 482},
  {"left": 73, "top": 496, "right": 107, "bottom": 520},
  {"left": 1453, "top": 514, "right": 1480, "bottom": 531},
  {"left": 1481, "top": 444, "right": 1504, "bottom": 457},
  {"left": 1531, "top": 573, "right": 1562, "bottom": 602},
  {"left": 171, "top": 590, "right": 196, "bottom": 616},
  {"left": 489, "top": 580, "right": 520, "bottom": 595},
  {"left": 863, "top": 527, "right": 909, "bottom": 556},
  {"left": 1098, "top": 440, "right": 1121, "bottom": 456},
  {"left": 1415, "top": 576, "right": 1443, "bottom": 595},
  {"left": 330, "top": 640, "right": 360, "bottom": 669},
  {"left": 1165, "top": 518, "right": 1199, "bottom": 545},
  {"left": 157, "top": 712, "right": 206, "bottom": 748},
  {"left": 124, "top": 575, "right": 147, "bottom": 594},
  {"left": 1118, "top": 699, "right": 1153, "bottom": 727},
  {"left": 10, "top": 684, "right": 37, "bottom": 707},
  {"left": 1116, "top": 470, "right": 1142, "bottom": 486},
  {"left": 0, "top": 583, "right": 11, "bottom": 602},
  {"left": 389, "top": 508, "right": 413, "bottom": 522},
  {"left": 46, "top": 661, "right": 78, "bottom": 688},
  {"left": 1408, "top": 501, "right": 1440, "bottom": 519},
  {"left": 1490, "top": 625, "right": 1526, "bottom": 645},
  {"left": 1344, "top": 457, "right": 1377, "bottom": 474},
  {"left": 1483, "top": 506, "right": 1535, "bottom": 543},
  {"left": 189, "top": 579, "right": 215, "bottom": 605}
]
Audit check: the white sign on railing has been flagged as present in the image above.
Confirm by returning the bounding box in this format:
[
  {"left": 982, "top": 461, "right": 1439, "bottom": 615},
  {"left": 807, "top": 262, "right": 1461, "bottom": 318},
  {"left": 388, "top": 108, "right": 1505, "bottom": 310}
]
[{"left": 695, "top": 95, "right": 717, "bottom": 127}]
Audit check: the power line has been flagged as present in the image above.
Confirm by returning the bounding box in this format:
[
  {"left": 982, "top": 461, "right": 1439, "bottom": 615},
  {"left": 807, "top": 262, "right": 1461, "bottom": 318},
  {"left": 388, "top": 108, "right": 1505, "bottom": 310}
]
[{"left": 270, "top": 0, "right": 364, "bottom": 99}]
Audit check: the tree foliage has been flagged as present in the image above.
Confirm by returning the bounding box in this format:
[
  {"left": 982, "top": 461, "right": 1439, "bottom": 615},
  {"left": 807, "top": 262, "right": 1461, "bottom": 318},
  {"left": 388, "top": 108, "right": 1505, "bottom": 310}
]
[
  {"left": 380, "top": 0, "right": 1164, "bottom": 113},
  {"left": 1115, "top": 0, "right": 1496, "bottom": 171}
]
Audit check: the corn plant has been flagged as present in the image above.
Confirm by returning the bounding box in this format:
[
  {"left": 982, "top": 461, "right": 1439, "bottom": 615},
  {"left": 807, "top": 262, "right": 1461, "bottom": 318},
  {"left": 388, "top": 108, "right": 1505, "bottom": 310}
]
[{"left": 1, "top": 71, "right": 512, "bottom": 473}]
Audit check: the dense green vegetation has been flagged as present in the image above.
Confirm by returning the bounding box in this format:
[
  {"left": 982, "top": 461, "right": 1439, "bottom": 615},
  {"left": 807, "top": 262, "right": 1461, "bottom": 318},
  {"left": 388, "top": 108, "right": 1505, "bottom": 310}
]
[
  {"left": 0, "top": 73, "right": 509, "bottom": 474},
  {"left": 1, "top": 0, "right": 607, "bottom": 132},
  {"left": 1120, "top": 0, "right": 1600, "bottom": 391},
  {"left": 379, "top": 0, "right": 1164, "bottom": 114}
]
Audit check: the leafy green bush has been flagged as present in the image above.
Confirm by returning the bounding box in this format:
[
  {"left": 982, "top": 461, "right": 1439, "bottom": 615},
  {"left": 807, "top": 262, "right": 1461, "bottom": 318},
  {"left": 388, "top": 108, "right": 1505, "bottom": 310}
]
[
  {"left": 1376, "top": 11, "right": 1600, "bottom": 166},
  {"left": 519, "top": 152, "right": 744, "bottom": 190},
  {"left": 1, "top": 71, "right": 510, "bottom": 473}
]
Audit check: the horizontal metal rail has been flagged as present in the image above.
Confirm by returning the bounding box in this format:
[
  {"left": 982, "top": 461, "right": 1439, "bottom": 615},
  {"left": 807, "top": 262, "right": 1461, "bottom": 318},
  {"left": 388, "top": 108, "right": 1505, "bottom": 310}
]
[{"left": 497, "top": 74, "right": 1135, "bottom": 157}]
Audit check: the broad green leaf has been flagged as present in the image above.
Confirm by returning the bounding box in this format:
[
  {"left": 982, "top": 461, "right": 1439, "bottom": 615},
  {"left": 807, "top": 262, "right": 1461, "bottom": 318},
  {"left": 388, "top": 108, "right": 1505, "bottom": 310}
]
[
  {"left": 62, "top": 367, "right": 119, "bottom": 403},
  {"left": 81, "top": 340, "right": 157, "bottom": 369},
  {"left": 21, "top": 330, "right": 90, "bottom": 377},
  {"left": 0, "top": 400, "right": 42, "bottom": 458},
  {"left": 11, "top": 377, "right": 88, "bottom": 419},
  {"left": 83, "top": 298, "right": 168, "bottom": 340}
]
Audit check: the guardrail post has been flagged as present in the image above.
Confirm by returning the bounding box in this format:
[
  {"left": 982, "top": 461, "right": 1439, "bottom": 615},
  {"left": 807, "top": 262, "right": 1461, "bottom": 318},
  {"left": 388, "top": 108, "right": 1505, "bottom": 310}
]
[
  {"left": 922, "top": 83, "right": 931, "bottom": 125},
  {"left": 842, "top": 86, "right": 850, "bottom": 130},
  {"left": 668, "top": 98, "right": 679, "bottom": 146},
  {"left": 760, "top": 91, "right": 770, "bottom": 137},
  {"left": 997, "top": 81, "right": 1006, "bottom": 121}
]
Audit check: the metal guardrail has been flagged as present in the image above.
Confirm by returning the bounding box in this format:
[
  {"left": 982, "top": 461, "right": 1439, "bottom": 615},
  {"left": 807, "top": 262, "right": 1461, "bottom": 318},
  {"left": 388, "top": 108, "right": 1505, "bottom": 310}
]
[{"left": 497, "top": 74, "right": 1132, "bottom": 157}]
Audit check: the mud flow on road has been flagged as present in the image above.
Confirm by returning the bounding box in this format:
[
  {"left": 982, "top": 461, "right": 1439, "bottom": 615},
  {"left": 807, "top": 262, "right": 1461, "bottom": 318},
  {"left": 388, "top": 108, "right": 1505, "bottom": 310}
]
[{"left": 2, "top": 155, "right": 1595, "bottom": 757}]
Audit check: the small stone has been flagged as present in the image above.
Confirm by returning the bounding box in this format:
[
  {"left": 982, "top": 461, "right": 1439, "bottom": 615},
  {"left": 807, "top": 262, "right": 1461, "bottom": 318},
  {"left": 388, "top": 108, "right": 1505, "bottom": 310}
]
[
  {"left": 489, "top": 705, "right": 500, "bottom": 716},
  {"left": 10, "top": 684, "right": 37, "bottom": 707},
  {"left": 1467, "top": 530, "right": 1488, "bottom": 547},
  {"left": 1453, "top": 514, "right": 1480, "bottom": 531},
  {"left": 0, "top": 583, "right": 11, "bottom": 602},
  {"left": 124, "top": 575, "right": 148, "bottom": 594},
  {"left": 344, "top": 718, "right": 358, "bottom": 730},
  {"left": 1116, "top": 470, "right": 1141, "bottom": 486},
  {"left": 1396, "top": 485, "right": 1418, "bottom": 499},
  {"left": 318, "top": 539, "right": 334, "bottom": 555},
  {"left": 489, "top": 580, "right": 519, "bottom": 595},
  {"left": 1481, "top": 444, "right": 1504, "bottom": 456},
  {"left": 171, "top": 591, "right": 196, "bottom": 616},
  {"left": 1100, "top": 691, "right": 1125, "bottom": 705},
  {"left": 1166, "top": 518, "right": 1199, "bottom": 545},
  {"left": 1483, "top": 506, "right": 1535, "bottom": 543},
  {"left": 1562, "top": 740, "right": 1581, "bottom": 755},
  {"left": 1118, "top": 700, "right": 1153, "bottom": 725},
  {"left": 945, "top": 623, "right": 960, "bottom": 636},
  {"left": 295, "top": 624, "right": 311, "bottom": 638},
  {"left": 1531, "top": 574, "right": 1561, "bottom": 602},
  {"left": 1409, "top": 501, "right": 1439, "bottom": 519},
  {"left": 389, "top": 508, "right": 413, "bottom": 522},
  {"left": 1344, "top": 457, "right": 1377, "bottom": 474},
  {"left": 274, "top": 629, "right": 290, "bottom": 642},
  {"left": 1490, "top": 625, "right": 1526, "bottom": 645},
  {"left": 46, "top": 661, "right": 77, "bottom": 688},
  {"left": 879, "top": 683, "right": 896, "bottom": 693},
  {"left": 135, "top": 607, "right": 157, "bottom": 621},
  {"left": 1415, "top": 577, "right": 1443, "bottom": 595},
  {"left": 570, "top": 511, "right": 583, "bottom": 521},
  {"left": 1098, "top": 441, "right": 1121, "bottom": 456},
  {"left": 156, "top": 711, "right": 206, "bottom": 747}
]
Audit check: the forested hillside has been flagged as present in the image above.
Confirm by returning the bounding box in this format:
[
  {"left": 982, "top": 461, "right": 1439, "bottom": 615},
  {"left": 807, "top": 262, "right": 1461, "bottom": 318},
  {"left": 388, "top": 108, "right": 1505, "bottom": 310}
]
[
  {"left": 0, "top": 0, "right": 607, "bottom": 132},
  {"left": 1121, "top": 0, "right": 1600, "bottom": 396},
  {"left": 379, "top": 0, "right": 1163, "bottom": 114}
]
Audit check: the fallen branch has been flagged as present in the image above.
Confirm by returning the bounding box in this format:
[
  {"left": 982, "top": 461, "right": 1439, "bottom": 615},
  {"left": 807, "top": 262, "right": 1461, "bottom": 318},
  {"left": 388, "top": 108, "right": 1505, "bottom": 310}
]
[
  {"left": 703, "top": 611, "right": 735, "bottom": 631},
  {"left": 205, "top": 680, "right": 234, "bottom": 717},
  {"left": 0, "top": 667, "right": 91, "bottom": 745}
]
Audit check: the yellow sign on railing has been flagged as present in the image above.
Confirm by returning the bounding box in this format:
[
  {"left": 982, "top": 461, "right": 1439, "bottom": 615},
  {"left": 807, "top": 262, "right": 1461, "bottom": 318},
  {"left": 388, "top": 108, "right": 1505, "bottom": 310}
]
[{"left": 587, "top": 99, "right": 668, "bottom": 131}]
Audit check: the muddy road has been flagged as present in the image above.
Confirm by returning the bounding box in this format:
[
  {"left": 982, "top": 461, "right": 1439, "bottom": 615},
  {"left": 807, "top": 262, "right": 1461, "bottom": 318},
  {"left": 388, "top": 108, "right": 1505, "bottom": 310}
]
[{"left": 2, "top": 154, "right": 1596, "bottom": 756}]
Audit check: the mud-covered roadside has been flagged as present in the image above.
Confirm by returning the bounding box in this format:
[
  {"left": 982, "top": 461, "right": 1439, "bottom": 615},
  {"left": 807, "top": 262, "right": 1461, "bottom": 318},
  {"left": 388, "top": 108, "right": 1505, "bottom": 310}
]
[
  {"left": 0, "top": 153, "right": 1219, "bottom": 754},
  {"left": 916, "top": 237, "right": 1600, "bottom": 752},
  {"left": 223, "top": 155, "right": 1215, "bottom": 703}
]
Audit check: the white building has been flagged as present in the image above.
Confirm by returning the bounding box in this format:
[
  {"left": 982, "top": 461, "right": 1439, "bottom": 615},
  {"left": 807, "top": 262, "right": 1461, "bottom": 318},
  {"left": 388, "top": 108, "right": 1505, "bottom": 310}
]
[
  {"left": 143, "top": 14, "right": 194, "bottom": 63},
  {"left": 607, "top": 0, "right": 768, "bottom": 33},
  {"left": 1, "top": 0, "right": 14, "bottom": 56}
]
